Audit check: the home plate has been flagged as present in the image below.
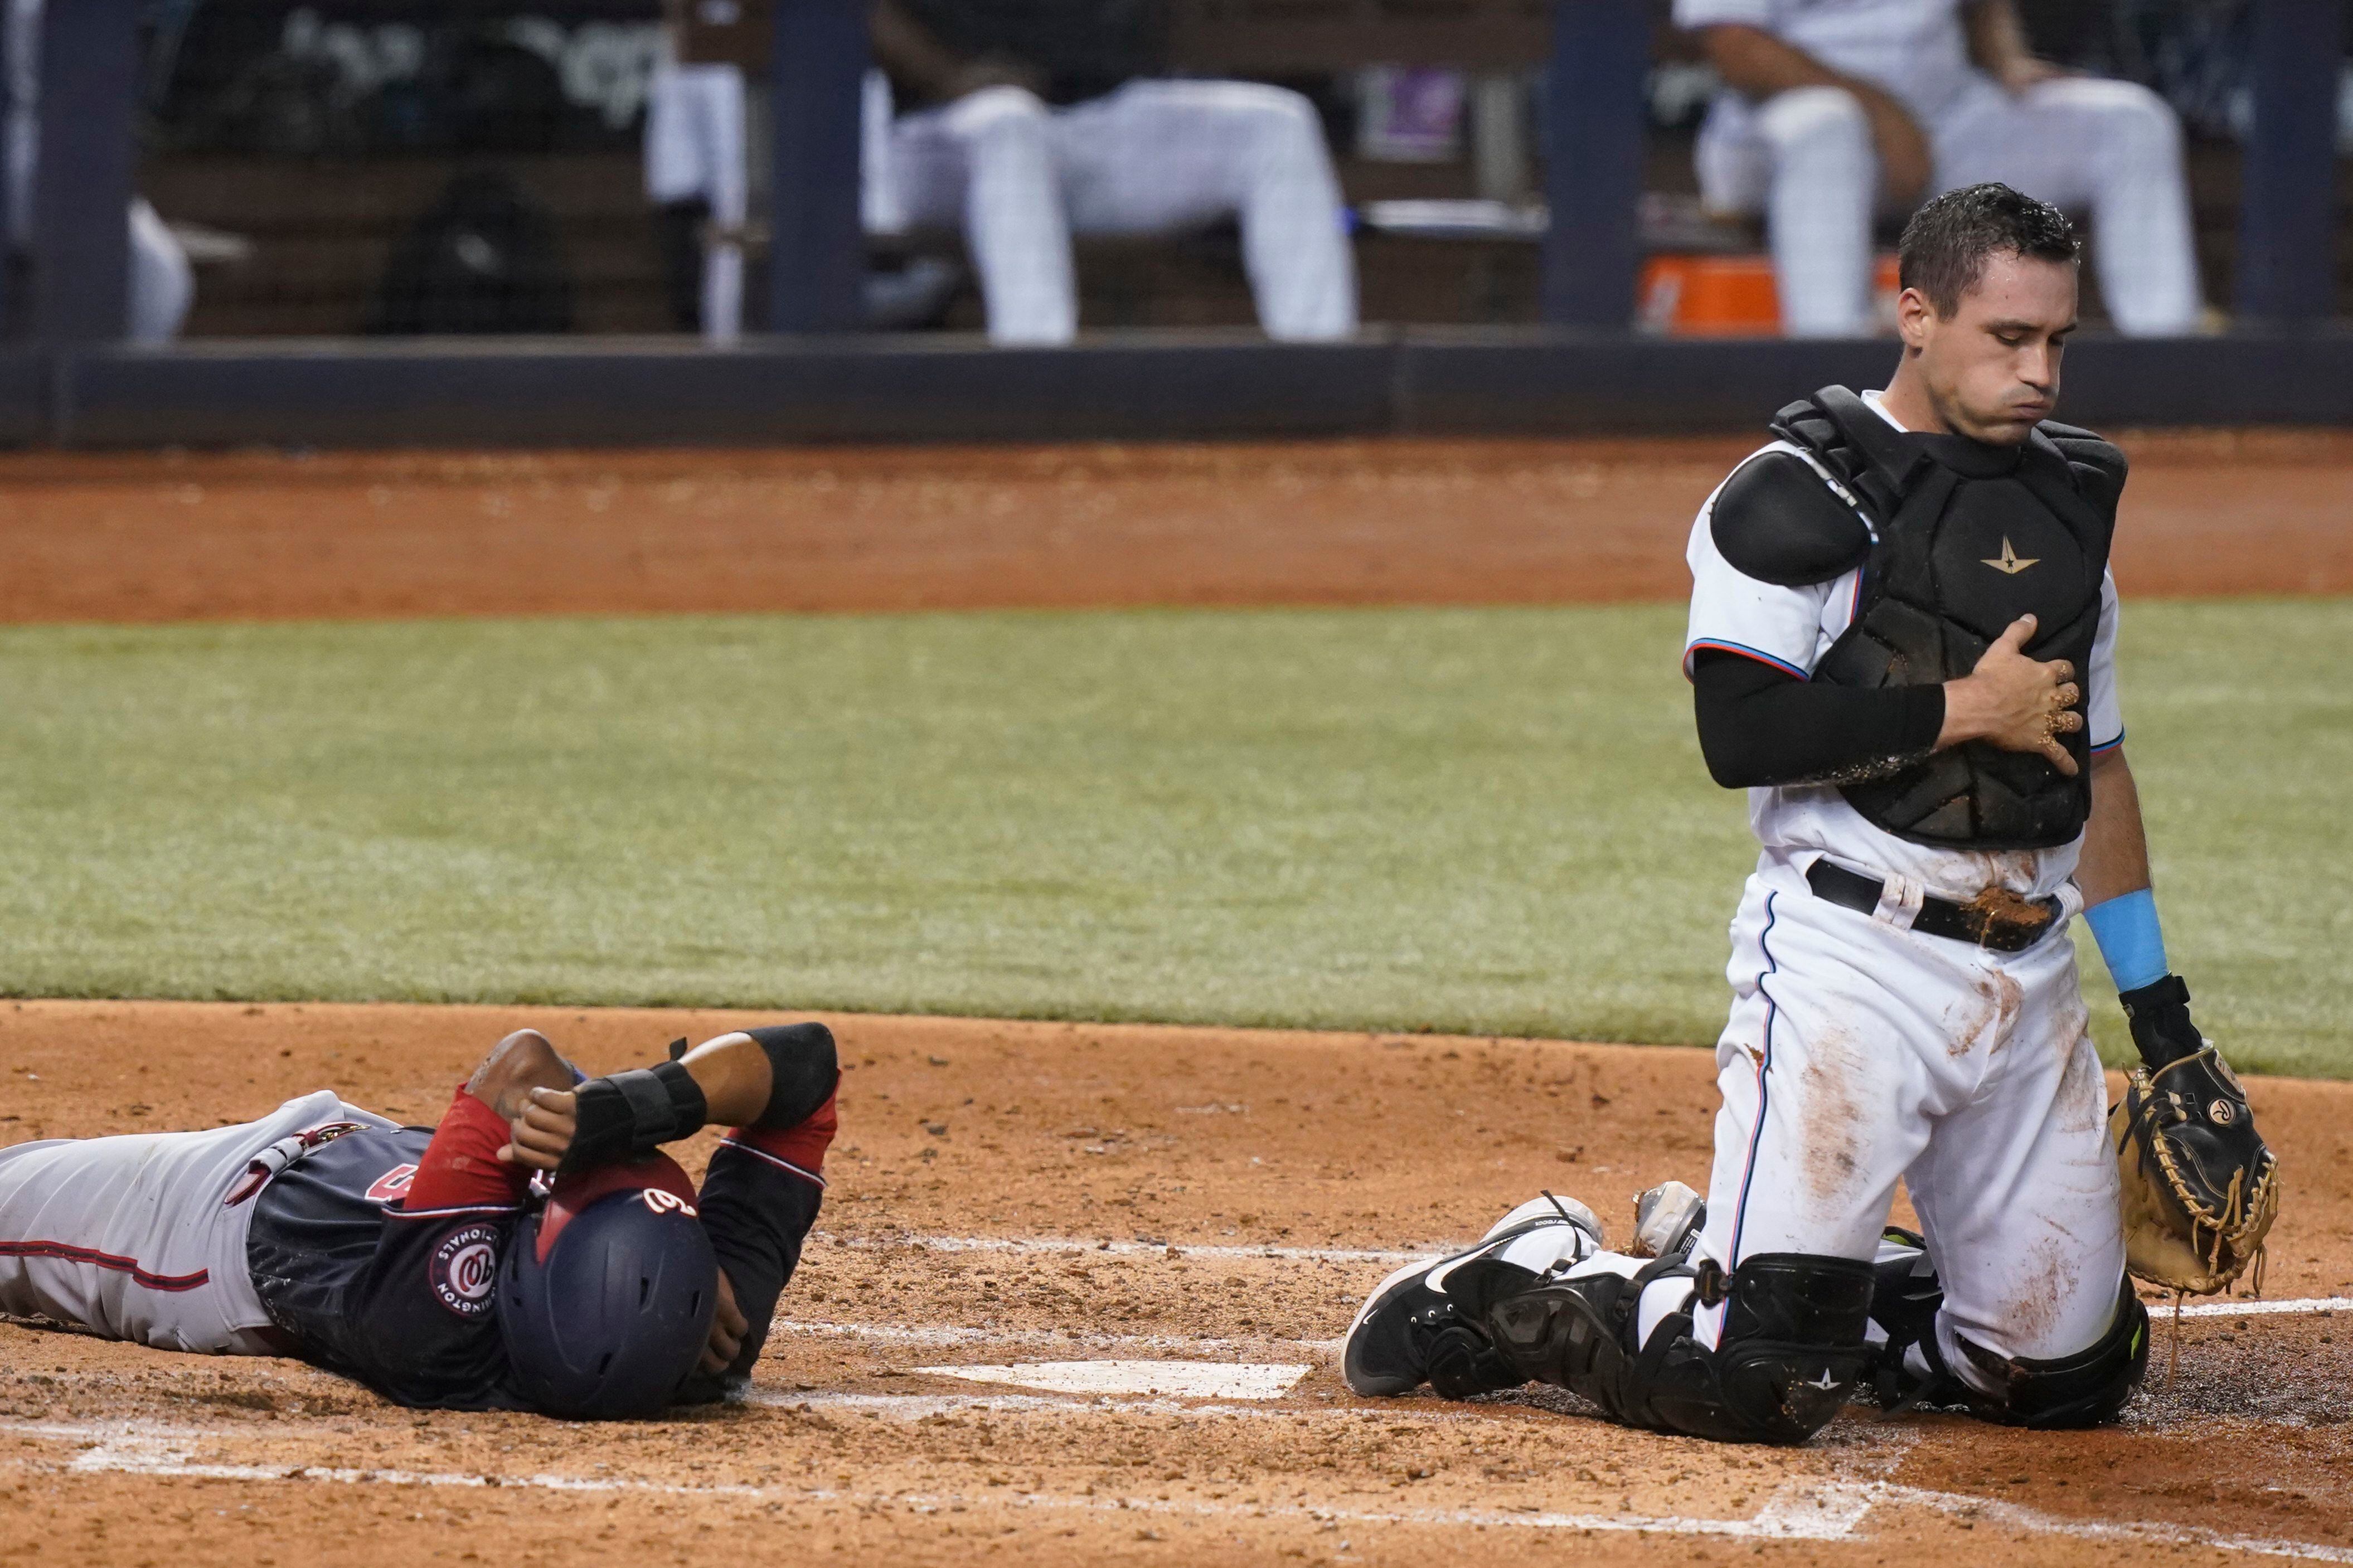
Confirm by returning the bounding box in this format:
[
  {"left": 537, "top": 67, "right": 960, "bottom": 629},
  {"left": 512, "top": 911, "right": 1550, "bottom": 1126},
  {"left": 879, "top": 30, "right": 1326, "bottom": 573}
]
[{"left": 915, "top": 1360, "right": 1311, "bottom": 1400}]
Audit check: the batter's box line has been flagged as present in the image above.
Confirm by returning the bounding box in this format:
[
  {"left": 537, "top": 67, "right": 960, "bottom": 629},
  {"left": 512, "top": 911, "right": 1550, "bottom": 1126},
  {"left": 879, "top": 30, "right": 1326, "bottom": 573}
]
[
  {"left": 809, "top": 1231, "right": 1428, "bottom": 1264},
  {"left": 2168, "top": 1294, "right": 2353, "bottom": 1319},
  {"left": 813, "top": 1235, "right": 2353, "bottom": 1317},
  {"left": 11, "top": 1423, "right": 2352, "bottom": 1561},
  {"left": 770, "top": 1316, "right": 1343, "bottom": 1354}
]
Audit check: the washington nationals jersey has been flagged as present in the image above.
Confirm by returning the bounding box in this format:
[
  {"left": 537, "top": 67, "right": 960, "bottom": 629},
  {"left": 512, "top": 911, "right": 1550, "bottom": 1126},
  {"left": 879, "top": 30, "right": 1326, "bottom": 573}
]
[
  {"left": 1684, "top": 389, "right": 2124, "bottom": 900},
  {"left": 245, "top": 1084, "right": 833, "bottom": 1410}
]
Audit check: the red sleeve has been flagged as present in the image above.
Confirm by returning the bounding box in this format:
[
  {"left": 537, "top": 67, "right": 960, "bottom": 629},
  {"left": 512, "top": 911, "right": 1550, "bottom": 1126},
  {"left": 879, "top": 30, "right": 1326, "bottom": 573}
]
[
  {"left": 396, "top": 1084, "right": 533, "bottom": 1216},
  {"left": 722, "top": 1090, "right": 837, "bottom": 1186}
]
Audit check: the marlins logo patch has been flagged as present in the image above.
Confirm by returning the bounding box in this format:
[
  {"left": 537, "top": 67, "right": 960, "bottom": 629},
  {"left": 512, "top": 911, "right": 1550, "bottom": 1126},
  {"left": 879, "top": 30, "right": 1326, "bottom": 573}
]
[{"left": 430, "top": 1224, "right": 502, "bottom": 1318}]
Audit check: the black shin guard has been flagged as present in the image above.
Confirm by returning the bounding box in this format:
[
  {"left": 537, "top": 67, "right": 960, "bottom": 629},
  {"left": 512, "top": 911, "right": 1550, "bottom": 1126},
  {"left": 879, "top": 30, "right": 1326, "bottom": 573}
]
[
  {"left": 1949, "top": 1278, "right": 2150, "bottom": 1429},
  {"left": 1479, "top": 1253, "right": 1875, "bottom": 1445}
]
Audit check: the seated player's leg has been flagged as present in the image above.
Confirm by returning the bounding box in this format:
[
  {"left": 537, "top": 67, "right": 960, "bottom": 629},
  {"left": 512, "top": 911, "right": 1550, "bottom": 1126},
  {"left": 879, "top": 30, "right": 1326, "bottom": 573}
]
[
  {"left": 125, "top": 197, "right": 192, "bottom": 345},
  {"left": 891, "top": 86, "right": 1074, "bottom": 345},
  {"left": 1049, "top": 80, "right": 1357, "bottom": 341},
  {"left": 1749, "top": 88, "right": 1877, "bottom": 337},
  {"left": 1928, "top": 76, "right": 2199, "bottom": 336},
  {"left": 641, "top": 62, "right": 749, "bottom": 340},
  {"left": 1891, "top": 940, "right": 2147, "bottom": 1427}
]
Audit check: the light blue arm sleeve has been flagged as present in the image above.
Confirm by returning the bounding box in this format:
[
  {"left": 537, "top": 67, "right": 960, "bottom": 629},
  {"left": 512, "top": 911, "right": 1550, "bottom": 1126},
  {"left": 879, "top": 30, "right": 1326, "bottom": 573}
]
[{"left": 2083, "top": 888, "right": 2168, "bottom": 992}]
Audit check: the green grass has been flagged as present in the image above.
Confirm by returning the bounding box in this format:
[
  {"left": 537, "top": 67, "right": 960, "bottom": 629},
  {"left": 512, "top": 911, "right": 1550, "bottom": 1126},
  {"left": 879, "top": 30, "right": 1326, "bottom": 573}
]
[{"left": 0, "top": 601, "right": 2344, "bottom": 1076}]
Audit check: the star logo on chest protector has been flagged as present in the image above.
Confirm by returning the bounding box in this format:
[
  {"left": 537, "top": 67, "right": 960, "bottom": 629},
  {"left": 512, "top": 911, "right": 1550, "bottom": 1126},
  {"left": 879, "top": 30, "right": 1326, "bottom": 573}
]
[{"left": 1981, "top": 536, "right": 2040, "bottom": 575}]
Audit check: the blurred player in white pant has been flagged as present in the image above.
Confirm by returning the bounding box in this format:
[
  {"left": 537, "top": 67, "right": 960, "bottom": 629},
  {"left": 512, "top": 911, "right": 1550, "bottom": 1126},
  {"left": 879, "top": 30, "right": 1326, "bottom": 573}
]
[
  {"left": 1677, "top": 0, "right": 2202, "bottom": 337},
  {"left": 646, "top": 0, "right": 1357, "bottom": 346},
  {"left": 869, "top": 0, "right": 1356, "bottom": 346},
  {"left": 644, "top": 55, "right": 749, "bottom": 341}
]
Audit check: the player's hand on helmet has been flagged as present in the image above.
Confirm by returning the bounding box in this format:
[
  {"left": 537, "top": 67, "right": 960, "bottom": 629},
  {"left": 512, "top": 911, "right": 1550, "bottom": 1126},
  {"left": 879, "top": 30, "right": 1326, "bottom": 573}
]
[
  {"left": 1939, "top": 614, "right": 2083, "bottom": 775},
  {"left": 699, "top": 1269, "right": 750, "bottom": 1376},
  {"left": 499, "top": 1086, "right": 579, "bottom": 1171}
]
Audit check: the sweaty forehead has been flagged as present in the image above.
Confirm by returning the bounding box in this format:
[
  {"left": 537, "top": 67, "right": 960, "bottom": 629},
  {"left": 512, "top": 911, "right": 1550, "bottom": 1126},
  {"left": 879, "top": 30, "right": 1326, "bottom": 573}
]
[{"left": 1956, "top": 251, "right": 2077, "bottom": 322}]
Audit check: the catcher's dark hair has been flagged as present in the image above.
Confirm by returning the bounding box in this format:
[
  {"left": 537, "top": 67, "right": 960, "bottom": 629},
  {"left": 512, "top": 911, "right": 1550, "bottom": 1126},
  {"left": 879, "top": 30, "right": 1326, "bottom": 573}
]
[{"left": 1898, "top": 183, "right": 2078, "bottom": 317}]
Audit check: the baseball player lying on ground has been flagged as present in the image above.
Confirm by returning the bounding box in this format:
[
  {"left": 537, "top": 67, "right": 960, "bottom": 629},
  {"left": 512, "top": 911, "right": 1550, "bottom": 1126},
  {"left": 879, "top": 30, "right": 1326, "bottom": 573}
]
[
  {"left": 0, "top": 1022, "right": 840, "bottom": 1417},
  {"left": 1343, "top": 183, "right": 2275, "bottom": 1444}
]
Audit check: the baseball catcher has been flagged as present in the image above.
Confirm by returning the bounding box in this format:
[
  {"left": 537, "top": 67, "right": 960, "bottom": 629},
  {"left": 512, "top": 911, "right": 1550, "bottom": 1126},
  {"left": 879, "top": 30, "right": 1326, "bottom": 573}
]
[
  {"left": 1343, "top": 183, "right": 2275, "bottom": 1444},
  {"left": 0, "top": 1022, "right": 840, "bottom": 1417}
]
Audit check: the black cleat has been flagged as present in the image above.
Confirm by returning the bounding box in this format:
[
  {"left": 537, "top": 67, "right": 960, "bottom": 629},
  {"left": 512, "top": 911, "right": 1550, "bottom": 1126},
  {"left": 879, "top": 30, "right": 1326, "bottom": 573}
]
[{"left": 1342, "top": 1195, "right": 1603, "bottom": 1398}]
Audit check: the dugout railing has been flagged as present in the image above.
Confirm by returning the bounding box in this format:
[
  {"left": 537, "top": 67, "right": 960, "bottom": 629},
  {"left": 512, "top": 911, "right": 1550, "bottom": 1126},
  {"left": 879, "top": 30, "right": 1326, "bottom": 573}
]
[{"left": 0, "top": 0, "right": 2346, "bottom": 448}]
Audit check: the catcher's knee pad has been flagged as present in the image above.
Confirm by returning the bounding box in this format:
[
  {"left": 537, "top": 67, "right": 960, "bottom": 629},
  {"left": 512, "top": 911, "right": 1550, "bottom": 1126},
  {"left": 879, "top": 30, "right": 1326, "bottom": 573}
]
[
  {"left": 1480, "top": 1252, "right": 1874, "bottom": 1445},
  {"left": 1950, "top": 1277, "right": 2150, "bottom": 1430}
]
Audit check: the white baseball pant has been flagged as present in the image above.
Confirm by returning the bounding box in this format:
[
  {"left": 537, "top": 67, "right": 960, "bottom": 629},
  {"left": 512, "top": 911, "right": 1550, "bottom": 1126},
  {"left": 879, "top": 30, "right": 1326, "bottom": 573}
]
[
  {"left": 643, "top": 60, "right": 749, "bottom": 342},
  {"left": 1474, "top": 851, "right": 2128, "bottom": 1398},
  {"left": 126, "top": 197, "right": 192, "bottom": 346},
  {"left": 882, "top": 80, "right": 1359, "bottom": 346},
  {"left": 1697, "top": 75, "right": 2202, "bottom": 337},
  {"left": 0, "top": 1090, "right": 386, "bottom": 1353},
  {"left": 1693, "top": 852, "right": 2126, "bottom": 1382}
]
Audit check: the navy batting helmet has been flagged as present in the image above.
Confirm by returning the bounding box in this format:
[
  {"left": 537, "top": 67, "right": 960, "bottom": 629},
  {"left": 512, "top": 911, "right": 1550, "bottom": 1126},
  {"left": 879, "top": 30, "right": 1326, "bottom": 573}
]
[{"left": 497, "top": 1152, "right": 718, "bottom": 1419}]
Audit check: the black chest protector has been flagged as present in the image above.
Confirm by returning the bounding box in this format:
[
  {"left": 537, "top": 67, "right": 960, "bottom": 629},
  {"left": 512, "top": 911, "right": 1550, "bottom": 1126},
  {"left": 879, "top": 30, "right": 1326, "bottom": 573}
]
[{"left": 1770, "top": 386, "right": 2124, "bottom": 849}]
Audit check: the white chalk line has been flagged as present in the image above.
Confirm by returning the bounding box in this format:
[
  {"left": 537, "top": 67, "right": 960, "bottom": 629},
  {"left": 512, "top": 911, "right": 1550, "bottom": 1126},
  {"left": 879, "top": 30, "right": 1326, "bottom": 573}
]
[
  {"left": 745, "top": 1390, "right": 1468, "bottom": 1423},
  {"left": 812, "top": 1233, "right": 2353, "bottom": 1321},
  {"left": 811, "top": 1232, "right": 1425, "bottom": 1264},
  {"left": 2169, "top": 1294, "right": 2350, "bottom": 1319},
  {"left": 10, "top": 1423, "right": 2351, "bottom": 1560},
  {"left": 772, "top": 1316, "right": 1343, "bottom": 1355},
  {"left": 914, "top": 1360, "right": 1308, "bottom": 1400}
]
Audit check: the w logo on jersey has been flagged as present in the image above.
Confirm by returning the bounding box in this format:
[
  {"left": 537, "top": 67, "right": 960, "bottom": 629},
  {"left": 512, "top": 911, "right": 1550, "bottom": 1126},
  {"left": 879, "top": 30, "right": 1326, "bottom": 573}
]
[{"left": 430, "top": 1224, "right": 502, "bottom": 1318}]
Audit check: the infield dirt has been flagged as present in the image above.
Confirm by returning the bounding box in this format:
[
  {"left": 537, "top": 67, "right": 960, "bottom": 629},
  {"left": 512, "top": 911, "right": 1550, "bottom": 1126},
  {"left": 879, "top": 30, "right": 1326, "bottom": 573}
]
[
  {"left": 0, "top": 430, "right": 2347, "bottom": 624},
  {"left": 3, "top": 1001, "right": 2347, "bottom": 1566},
  {"left": 4, "top": 433, "right": 2350, "bottom": 1561}
]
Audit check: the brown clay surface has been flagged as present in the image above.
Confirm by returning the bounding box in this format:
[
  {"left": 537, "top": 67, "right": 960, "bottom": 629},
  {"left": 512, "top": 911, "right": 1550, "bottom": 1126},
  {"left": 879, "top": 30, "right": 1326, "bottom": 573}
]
[
  {"left": 4, "top": 1000, "right": 2348, "bottom": 1566},
  {"left": 0, "top": 430, "right": 2348, "bottom": 625}
]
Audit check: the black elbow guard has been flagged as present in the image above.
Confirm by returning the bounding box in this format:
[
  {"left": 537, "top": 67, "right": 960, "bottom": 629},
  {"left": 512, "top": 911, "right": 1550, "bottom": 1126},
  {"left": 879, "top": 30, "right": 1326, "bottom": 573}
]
[
  {"left": 748, "top": 1022, "right": 841, "bottom": 1130},
  {"left": 558, "top": 1060, "right": 709, "bottom": 1174}
]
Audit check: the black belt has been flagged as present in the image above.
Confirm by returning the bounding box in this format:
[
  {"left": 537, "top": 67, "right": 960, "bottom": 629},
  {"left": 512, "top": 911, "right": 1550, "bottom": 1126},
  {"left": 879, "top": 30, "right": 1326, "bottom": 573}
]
[{"left": 1805, "top": 860, "right": 2063, "bottom": 952}]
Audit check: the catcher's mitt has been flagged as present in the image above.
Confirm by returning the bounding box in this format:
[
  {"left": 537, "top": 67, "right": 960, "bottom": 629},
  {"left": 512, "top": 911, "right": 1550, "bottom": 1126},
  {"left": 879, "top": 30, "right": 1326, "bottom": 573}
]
[{"left": 2109, "top": 975, "right": 2279, "bottom": 1295}]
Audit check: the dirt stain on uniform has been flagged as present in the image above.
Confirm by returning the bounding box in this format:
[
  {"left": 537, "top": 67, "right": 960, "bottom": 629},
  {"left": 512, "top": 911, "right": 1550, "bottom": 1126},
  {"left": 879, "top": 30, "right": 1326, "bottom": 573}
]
[
  {"left": 1797, "top": 1025, "right": 1869, "bottom": 1203},
  {"left": 2055, "top": 1018, "right": 2107, "bottom": 1135},
  {"left": 2003, "top": 1232, "right": 2082, "bottom": 1352},
  {"left": 1943, "top": 978, "right": 2003, "bottom": 1058}
]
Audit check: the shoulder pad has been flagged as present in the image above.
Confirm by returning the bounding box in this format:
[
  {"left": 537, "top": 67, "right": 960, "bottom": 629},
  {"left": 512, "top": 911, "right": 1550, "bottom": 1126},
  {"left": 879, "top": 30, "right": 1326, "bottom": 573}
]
[
  {"left": 1709, "top": 451, "right": 1874, "bottom": 587},
  {"left": 2036, "top": 420, "right": 2128, "bottom": 507}
]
